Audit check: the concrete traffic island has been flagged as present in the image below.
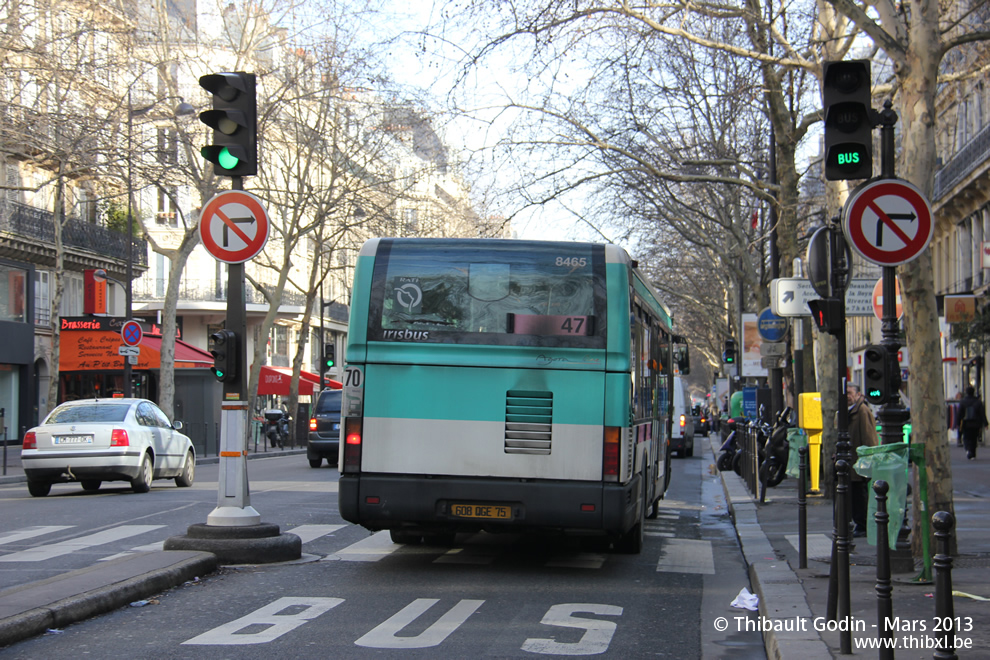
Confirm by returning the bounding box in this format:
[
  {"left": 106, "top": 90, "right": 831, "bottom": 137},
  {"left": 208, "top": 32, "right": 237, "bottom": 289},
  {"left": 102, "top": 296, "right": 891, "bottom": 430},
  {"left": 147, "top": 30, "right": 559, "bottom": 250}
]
[{"left": 164, "top": 523, "right": 301, "bottom": 565}]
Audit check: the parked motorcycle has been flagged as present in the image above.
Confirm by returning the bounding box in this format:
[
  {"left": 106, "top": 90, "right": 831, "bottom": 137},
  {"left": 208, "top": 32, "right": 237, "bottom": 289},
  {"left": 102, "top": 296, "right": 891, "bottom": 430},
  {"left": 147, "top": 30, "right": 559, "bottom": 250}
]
[
  {"left": 717, "top": 417, "right": 746, "bottom": 472},
  {"left": 264, "top": 408, "right": 291, "bottom": 449},
  {"left": 758, "top": 406, "right": 794, "bottom": 490}
]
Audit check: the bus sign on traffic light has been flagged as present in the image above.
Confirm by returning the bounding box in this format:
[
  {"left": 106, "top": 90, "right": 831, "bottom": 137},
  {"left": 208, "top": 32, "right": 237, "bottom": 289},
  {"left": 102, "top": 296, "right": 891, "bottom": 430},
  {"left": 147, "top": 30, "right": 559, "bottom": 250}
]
[
  {"left": 209, "top": 329, "right": 238, "bottom": 382},
  {"left": 199, "top": 72, "right": 257, "bottom": 177},
  {"left": 862, "top": 344, "right": 889, "bottom": 404},
  {"left": 823, "top": 60, "right": 874, "bottom": 181}
]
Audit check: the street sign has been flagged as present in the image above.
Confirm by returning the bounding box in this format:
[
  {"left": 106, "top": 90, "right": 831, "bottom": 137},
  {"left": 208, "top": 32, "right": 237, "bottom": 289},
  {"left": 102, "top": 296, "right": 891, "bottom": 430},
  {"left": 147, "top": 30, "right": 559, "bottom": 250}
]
[
  {"left": 872, "top": 276, "right": 903, "bottom": 321},
  {"left": 761, "top": 356, "right": 787, "bottom": 369},
  {"left": 760, "top": 342, "right": 787, "bottom": 356},
  {"left": 757, "top": 307, "right": 788, "bottom": 342},
  {"left": 199, "top": 190, "right": 270, "bottom": 264},
  {"left": 118, "top": 345, "right": 140, "bottom": 356},
  {"left": 120, "top": 320, "right": 143, "bottom": 347},
  {"left": 771, "top": 278, "right": 876, "bottom": 317},
  {"left": 842, "top": 178, "right": 933, "bottom": 266}
]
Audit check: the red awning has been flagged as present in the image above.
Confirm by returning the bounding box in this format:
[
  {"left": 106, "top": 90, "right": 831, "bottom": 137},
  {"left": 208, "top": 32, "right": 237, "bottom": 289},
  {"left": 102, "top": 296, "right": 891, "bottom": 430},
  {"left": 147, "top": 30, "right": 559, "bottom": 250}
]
[
  {"left": 140, "top": 335, "right": 215, "bottom": 368},
  {"left": 257, "top": 365, "right": 325, "bottom": 396}
]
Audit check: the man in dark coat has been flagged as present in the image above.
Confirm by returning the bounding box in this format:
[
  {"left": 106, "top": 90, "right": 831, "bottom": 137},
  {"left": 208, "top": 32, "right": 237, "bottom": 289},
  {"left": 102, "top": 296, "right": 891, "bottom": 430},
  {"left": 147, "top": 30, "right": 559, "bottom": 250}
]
[
  {"left": 848, "top": 384, "right": 878, "bottom": 537},
  {"left": 959, "top": 386, "right": 988, "bottom": 460}
]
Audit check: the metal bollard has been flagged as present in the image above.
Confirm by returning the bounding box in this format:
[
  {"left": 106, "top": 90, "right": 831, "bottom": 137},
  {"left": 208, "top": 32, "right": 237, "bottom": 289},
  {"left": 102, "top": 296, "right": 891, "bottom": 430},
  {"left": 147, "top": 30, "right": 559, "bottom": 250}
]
[
  {"left": 835, "top": 459, "right": 852, "bottom": 654},
  {"left": 932, "top": 511, "right": 958, "bottom": 660},
  {"left": 873, "top": 480, "right": 894, "bottom": 660},
  {"left": 798, "top": 446, "right": 808, "bottom": 569}
]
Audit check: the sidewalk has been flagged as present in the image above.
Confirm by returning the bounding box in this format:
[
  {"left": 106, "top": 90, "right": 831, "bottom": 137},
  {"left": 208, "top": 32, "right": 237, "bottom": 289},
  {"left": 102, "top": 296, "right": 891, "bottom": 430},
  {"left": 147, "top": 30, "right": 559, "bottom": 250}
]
[{"left": 710, "top": 434, "right": 990, "bottom": 659}]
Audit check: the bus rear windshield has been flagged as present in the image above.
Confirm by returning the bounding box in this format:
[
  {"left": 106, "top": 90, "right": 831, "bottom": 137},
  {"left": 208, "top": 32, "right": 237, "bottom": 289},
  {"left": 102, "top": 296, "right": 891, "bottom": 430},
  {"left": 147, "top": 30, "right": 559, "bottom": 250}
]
[{"left": 368, "top": 240, "right": 606, "bottom": 348}]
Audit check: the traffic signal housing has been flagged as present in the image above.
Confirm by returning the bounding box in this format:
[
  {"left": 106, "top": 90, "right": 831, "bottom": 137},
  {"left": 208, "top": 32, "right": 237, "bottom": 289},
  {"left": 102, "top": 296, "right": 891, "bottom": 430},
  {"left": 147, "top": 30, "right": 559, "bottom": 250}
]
[
  {"left": 808, "top": 298, "right": 844, "bottom": 335},
  {"left": 862, "top": 344, "right": 889, "bottom": 404},
  {"left": 723, "top": 339, "right": 737, "bottom": 364},
  {"left": 209, "top": 329, "right": 238, "bottom": 383},
  {"left": 199, "top": 72, "right": 257, "bottom": 177},
  {"left": 323, "top": 343, "right": 335, "bottom": 370},
  {"left": 822, "top": 60, "right": 874, "bottom": 181}
]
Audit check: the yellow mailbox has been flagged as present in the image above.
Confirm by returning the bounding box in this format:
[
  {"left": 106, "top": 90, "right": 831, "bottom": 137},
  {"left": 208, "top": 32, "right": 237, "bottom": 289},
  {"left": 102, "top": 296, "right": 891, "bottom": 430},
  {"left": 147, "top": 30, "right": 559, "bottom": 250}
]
[{"left": 798, "top": 392, "right": 823, "bottom": 494}]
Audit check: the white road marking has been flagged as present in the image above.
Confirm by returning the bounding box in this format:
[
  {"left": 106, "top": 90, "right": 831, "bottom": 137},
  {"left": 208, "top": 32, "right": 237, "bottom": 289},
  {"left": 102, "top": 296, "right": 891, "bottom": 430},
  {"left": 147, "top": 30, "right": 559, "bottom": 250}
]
[
  {"left": 0, "top": 526, "right": 74, "bottom": 546},
  {"left": 0, "top": 525, "right": 165, "bottom": 562}
]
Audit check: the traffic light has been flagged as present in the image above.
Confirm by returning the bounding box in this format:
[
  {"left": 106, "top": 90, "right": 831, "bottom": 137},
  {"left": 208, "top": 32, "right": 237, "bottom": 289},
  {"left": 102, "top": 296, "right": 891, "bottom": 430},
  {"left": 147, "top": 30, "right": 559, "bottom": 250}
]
[
  {"left": 723, "top": 339, "right": 737, "bottom": 364},
  {"left": 209, "top": 329, "right": 238, "bottom": 382},
  {"left": 808, "top": 298, "right": 844, "bottom": 334},
  {"left": 199, "top": 72, "right": 257, "bottom": 177},
  {"left": 822, "top": 60, "right": 874, "bottom": 181},
  {"left": 323, "top": 343, "right": 335, "bottom": 370},
  {"left": 862, "top": 344, "right": 889, "bottom": 404}
]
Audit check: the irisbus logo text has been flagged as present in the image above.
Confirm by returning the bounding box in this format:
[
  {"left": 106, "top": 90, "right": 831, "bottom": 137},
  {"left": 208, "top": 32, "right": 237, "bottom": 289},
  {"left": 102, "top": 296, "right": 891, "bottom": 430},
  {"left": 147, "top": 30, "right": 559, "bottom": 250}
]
[{"left": 382, "top": 329, "right": 430, "bottom": 341}]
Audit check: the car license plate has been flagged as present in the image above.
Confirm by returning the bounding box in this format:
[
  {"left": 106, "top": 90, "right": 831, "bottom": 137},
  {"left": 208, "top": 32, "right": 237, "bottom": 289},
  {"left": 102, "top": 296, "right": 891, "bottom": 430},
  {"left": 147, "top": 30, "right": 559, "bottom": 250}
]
[
  {"left": 53, "top": 435, "right": 93, "bottom": 445},
  {"left": 450, "top": 503, "right": 512, "bottom": 520}
]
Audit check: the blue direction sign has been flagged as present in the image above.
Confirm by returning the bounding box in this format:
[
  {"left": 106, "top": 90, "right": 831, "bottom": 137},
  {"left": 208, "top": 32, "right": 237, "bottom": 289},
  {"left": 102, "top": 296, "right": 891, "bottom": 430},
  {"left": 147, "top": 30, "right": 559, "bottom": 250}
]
[{"left": 757, "top": 307, "right": 788, "bottom": 343}]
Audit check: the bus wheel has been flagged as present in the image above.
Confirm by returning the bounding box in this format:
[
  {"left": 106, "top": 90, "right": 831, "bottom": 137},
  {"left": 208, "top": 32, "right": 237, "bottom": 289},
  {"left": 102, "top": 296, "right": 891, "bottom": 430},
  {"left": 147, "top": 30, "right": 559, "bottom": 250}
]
[
  {"left": 615, "top": 521, "right": 643, "bottom": 554},
  {"left": 389, "top": 529, "right": 423, "bottom": 545}
]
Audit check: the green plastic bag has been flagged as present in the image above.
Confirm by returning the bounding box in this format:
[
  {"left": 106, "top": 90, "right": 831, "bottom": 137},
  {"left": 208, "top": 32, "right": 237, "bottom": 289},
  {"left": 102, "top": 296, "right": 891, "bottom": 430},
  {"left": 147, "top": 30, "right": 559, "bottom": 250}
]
[
  {"left": 853, "top": 443, "right": 909, "bottom": 550},
  {"left": 785, "top": 428, "right": 809, "bottom": 479}
]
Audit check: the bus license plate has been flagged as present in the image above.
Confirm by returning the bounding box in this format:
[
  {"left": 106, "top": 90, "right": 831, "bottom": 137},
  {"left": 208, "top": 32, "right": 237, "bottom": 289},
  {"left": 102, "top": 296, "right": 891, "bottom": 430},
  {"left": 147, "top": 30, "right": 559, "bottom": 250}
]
[{"left": 450, "top": 503, "right": 512, "bottom": 520}]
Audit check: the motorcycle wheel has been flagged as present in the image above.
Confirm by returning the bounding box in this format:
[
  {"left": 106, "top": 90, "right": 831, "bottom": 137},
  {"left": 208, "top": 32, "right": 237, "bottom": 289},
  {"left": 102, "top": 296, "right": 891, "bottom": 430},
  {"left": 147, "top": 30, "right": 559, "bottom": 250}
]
[
  {"left": 759, "top": 460, "right": 788, "bottom": 488},
  {"left": 717, "top": 451, "right": 734, "bottom": 472},
  {"left": 732, "top": 451, "right": 744, "bottom": 476}
]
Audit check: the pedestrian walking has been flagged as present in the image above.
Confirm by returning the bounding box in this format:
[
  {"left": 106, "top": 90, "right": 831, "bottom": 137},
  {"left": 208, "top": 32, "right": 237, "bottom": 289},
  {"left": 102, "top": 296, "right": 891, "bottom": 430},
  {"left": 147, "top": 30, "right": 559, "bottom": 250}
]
[
  {"left": 958, "top": 386, "right": 988, "bottom": 460},
  {"left": 848, "top": 384, "right": 878, "bottom": 537}
]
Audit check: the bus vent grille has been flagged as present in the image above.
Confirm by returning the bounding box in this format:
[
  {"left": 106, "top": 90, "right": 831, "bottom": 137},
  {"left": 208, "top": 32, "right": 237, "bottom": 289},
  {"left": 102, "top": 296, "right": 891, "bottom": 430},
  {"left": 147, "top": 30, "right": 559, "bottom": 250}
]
[{"left": 504, "top": 390, "right": 552, "bottom": 454}]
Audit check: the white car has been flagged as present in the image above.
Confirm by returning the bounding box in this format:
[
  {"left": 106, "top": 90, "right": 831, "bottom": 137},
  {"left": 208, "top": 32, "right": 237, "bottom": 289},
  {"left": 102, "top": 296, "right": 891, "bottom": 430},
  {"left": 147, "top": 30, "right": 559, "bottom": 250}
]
[{"left": 21, "top": 398, "right": 196, "bottom": 497}]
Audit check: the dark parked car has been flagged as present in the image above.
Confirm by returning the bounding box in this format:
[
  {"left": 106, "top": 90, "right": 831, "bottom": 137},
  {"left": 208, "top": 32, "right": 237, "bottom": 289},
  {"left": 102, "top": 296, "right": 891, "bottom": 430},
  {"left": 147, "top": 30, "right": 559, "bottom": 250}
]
[{"left": 308, "top": 389, "right": 342, "bottom": 468}]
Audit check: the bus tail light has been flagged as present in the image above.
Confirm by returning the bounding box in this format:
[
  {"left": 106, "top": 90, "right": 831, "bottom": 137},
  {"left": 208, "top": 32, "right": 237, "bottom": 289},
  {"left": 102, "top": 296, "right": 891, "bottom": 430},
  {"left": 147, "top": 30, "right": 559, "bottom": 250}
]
[
  {"left": 342, "top": 418, "right": 362, "bottom": 473},
  {"left": 23, "top": 431, "right": 36, "bottom": 450},
  {"left": 603, "top": 426, "right": 620, "bottom": 482},
  {"left": 111, "top": 429, "right": 129, "bottom": 446}
]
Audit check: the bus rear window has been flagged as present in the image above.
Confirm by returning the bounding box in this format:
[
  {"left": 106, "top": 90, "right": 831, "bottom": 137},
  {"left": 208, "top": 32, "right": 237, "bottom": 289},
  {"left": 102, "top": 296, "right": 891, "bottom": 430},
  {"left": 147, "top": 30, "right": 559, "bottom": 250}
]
[{"left": 368, "top": 240, "right": 606, "bottom": 348}]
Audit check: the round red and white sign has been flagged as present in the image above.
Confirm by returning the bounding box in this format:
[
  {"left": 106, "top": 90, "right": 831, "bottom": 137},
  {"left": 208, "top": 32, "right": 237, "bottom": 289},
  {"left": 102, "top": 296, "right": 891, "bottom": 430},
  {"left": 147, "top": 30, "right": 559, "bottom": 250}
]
[
  {"left": 842, "top": 179, "right": 933, "bottom": 266},
  {"left": 199, "top": 190, "right": 270, "bottom": 264},
  {"left": 872, "top": 277, "right": 903, "bottom": 321}
]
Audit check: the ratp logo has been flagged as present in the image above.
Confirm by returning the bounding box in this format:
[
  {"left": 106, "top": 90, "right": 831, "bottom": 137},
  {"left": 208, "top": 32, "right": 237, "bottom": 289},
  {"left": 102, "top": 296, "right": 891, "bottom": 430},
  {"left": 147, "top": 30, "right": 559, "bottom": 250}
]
[{"left": 394, "top": 282, "right": 423, "bottom": 313}]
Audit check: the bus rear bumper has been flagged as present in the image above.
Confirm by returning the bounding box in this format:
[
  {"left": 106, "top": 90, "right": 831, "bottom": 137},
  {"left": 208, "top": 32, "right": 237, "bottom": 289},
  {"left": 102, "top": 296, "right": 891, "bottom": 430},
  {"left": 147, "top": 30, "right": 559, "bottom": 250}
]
[{"left": 338, "top": 473, "right": 641, "bottom": 537}]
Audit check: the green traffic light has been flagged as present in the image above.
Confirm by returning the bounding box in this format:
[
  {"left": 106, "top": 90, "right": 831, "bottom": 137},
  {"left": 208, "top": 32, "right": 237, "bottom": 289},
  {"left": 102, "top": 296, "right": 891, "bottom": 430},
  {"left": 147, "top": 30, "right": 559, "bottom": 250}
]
[{"left": 217, "top": 147, "right": 240, "bottom": 170}]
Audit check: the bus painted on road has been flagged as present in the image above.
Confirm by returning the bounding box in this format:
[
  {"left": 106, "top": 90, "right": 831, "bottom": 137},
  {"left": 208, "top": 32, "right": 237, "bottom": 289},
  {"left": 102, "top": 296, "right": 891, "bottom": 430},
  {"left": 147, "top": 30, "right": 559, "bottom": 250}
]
[{"left": 338, "top": 238, "right": 688, "bottom": 553}]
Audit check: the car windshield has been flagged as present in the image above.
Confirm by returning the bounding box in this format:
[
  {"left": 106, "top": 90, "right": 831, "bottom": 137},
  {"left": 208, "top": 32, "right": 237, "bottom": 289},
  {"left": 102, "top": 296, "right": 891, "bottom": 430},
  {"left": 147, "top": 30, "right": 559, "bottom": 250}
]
[
  {"left": 47, "top": 404, "right": 130, "bottom": 424},
  {"left": 315, "top": 391, "right": 342, "bottom": 414}
]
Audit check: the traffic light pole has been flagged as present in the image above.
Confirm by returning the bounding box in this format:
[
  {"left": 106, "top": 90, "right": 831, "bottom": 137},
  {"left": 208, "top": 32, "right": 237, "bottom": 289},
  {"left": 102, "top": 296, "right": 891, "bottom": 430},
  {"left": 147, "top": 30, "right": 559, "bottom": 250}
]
[{"left": 207, "top": 175, "right": 260, "bottom": 527}]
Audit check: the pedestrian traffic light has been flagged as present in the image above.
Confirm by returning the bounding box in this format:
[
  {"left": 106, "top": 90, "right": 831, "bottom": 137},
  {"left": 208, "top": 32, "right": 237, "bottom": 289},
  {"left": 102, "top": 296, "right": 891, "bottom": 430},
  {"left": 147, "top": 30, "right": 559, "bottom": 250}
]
[
  {"left": 324, "top": 343, "right": 335, "bottom": 369},
  {"left": 723, "top": 339, "right": 736, "bottom": 364},
  {"left": 822, "top": 60, "right": 874, "bottom": 181},
  {"left": 209, "top": 329, "right": 238, "bottom": 383},
  {"left": 199, "top": 72, "right": 257, "bottom": 177},
  {"left": 862, "top": 344, "right": 889, "bottom": 404},
  {"left": 808, "top": 298, "right": 844, "bottom": 334}
]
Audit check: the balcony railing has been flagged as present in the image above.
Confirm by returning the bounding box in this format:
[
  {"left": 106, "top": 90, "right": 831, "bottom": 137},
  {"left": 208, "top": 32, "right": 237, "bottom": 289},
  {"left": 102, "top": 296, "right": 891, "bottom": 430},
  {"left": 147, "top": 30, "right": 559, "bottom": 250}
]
[
  {"left": 133, "top": 277, "right": 307, "bottom": 307},
  {"left": 934, "top": 122, "right": 990, "bottom": 201},
  {"left": 0, "top": 200, "right": 147, "bottom": 268}
]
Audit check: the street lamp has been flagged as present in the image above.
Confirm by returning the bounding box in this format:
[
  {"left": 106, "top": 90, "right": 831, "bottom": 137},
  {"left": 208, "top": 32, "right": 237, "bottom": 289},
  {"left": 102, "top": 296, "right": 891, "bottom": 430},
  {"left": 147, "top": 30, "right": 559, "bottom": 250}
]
[{"left": 125, "top": 91, "right": 195, "bottom": 397}]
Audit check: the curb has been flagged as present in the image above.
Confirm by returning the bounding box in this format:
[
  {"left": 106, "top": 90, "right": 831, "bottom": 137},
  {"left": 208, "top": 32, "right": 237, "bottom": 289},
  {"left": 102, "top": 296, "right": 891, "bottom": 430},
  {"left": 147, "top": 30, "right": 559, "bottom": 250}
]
[
  {"left": 0, "top": 551, "right": 217, "bottom": 648},
  {"left": 709, "top": 436, "right": 833, "bottom": 660}
]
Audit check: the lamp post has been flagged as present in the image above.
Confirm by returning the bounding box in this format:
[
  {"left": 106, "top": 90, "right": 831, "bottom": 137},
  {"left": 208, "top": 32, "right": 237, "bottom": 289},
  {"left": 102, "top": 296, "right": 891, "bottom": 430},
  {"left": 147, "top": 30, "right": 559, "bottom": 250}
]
[{"left": 125, "top": 90, "right": 195, "bottom": 397}]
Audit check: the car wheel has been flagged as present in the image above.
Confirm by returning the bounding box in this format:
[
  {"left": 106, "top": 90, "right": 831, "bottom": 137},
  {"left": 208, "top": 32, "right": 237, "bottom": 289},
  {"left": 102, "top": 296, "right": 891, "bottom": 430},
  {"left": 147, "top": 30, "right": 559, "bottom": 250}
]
[
  {"left": 27, "top": 481, "right": 51, "bottom": 497},
  {"left": 309, "top": 458, "right": 322, "bottom": 468},
  {"left": 81, "top": 480, "right": 102, "bottom": 492},
  {"left": 175, "top": 451, "right": 195, "bottom": 487},
  {"left": 131, "top": 454, "right": 153, "bottom": 493}
]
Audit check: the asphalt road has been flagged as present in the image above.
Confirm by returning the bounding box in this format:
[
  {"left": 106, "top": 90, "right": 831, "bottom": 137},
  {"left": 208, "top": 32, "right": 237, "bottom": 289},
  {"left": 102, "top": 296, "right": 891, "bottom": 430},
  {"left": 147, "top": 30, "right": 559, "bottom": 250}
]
[{"left": 0, "top": 440, "right": 766, "bottom": 659}]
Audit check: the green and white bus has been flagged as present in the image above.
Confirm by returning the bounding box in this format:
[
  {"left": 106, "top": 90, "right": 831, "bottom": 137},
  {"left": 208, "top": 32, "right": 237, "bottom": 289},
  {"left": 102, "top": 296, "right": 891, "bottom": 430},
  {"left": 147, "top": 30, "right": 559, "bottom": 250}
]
[{"left": 338, "top": 238, "right": 689, "bottom": 553}]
